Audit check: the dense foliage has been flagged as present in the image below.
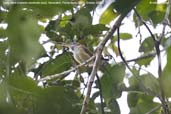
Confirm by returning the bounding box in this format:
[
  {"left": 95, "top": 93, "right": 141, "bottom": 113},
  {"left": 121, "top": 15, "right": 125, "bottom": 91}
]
[{"left": 0, "top": 0, "right": 171, "bottom": 114}]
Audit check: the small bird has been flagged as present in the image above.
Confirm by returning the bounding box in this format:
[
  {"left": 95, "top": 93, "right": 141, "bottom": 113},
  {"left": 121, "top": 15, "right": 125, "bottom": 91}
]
[
  {"left": 70, "top": 43, "right": 93, "bottom": 64},
  {"left": 62, "top": 42, "right": 94, "bottom": 65},
  {"left": 61, "top": 42, "right": 108, "bottom": 68}
]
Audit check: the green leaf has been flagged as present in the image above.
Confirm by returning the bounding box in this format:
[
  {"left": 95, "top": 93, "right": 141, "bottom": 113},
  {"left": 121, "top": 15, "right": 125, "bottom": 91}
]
[
  {"left": 140, "top": 74, "right": 160, "bottom": 94},
  {"left": 7, "top": 68, "right": 81, "bottom": 114},
  {"left": 161, "top": 46, "right": 171, "bottom": 97},
  {"left": 6, "top": 69, "right": 40, "bottom": 114},
  {"left": 0, "top": 79, "right": 22, "bottom": 114},
  {"left": 87, "top": 99, "right": 98, "bottom": 114},
  {"left": 128, "top": 92, "right": 160, "bottom": 114},
  {"left": 129, "top": 75, "right": 140, "bottom": 91},
  {"left": 69, "top": 8, "right": 92, "bottom": 40},
  {"left": 148, "top": 4, "right": 166, "bottom": 25},
  {"left": 0, "top": 10, "right": 7, "bottom": 23},
  {"left": 120, "top": 33, "right": 132, "bottom": 40},
  {"left": 148, "top": 10, "right": 165, "bottom": 25},
  {"left": 84, "top": 24, "right": 109, "bottom": 36},
  {"left": 6, "top": 6, "right": 43, "bottom": 69},
  {"left": 99, "top": 3, "right": 118, "bottom": 24},
  {"left": 0, "top": 0, "right": 2, "bottom": 6},
  {"left": 129, "top": 74, "right": 160, "bottom": 95},
  {"left": 0, "top": 28, "right": 6, "bottom": 38},
  {"left": 41, "top": 52, "right": 73, "bottom": 76},
  {"left": 59, "top": 15, "right": 72, "bottom": 27},
  {"left": 8, "top": 69, "right": 40, "bottom": 93},
  {"left": 108, "top": 99, "right": 120, "bottom": 114},
  {"left": 136, "top": 56, "right": 154, "bottom": 66},
  {"left": 139, "top": 37, "right": 155, "bottom": 53},
  {"left": 91, "top": 91, "right": 99, "bottom": 101},
  {"left": 113, "top": 0, "right": 141, "bottom": 14},
  {"left": 35, "top": 86, "right": 81, "bottom": 114},
  {"left": 135, "top": 0, "right": 156, "bottom": 20},
  {"left": 100, "top": 64, "right": 125, "bottom": 114},
  {"left": 8, "top": 78, "right": 81, "bottom": 114},
  {"left": 135, "top": 0, "right": 166, "bottom": 26},
  {"left": 72, "top": 8, "right": 92, "bottom": 27},
  {"left": 0, "top": 81, "right": 13, "bottom": 106},
  {"left": 46, "top": 8, "right": 93, "bottom": 41},
  {"left": 109, "top": 43, "right": 120, "bottom": 56},
  {"left": 45, "top": 18, "right": 64, "bottom": 42},
  {"left": 0, "top": 41, "right": 8, "bottom": 76},
  {"left": 113, "top": 33, "right": 132, "bottom": 41},
  {"left": 100, "top": 0, "right": 141, "bottom": 24},
  {"left": 163, "top": 37, "right": 171, "bottom": 48},
  {"left": 101, "top": 64, "right": 125, "bottom": 102},
  {"left": 127, "top": 92, "right": 139, "bottom": 107}
]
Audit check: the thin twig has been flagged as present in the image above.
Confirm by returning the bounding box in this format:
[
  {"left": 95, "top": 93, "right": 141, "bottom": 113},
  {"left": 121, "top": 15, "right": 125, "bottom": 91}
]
[
  {"left": 117, "top": 28, "right": 153, "bottom": 95},
  {"left": 38, "top": 56, "right": 95, "bottom": 82},
  {"left": 134, "top": 8, "right": 169, "bottom": 114},
  {"left": 80, "top": 13, "right": 127, "bottom": 114},
  {"left": 135, "top": 16, "right": 143, "bottom": 44},
  {"left": 122, "top": 51, "right": 156, "bottom": 63},
  {"left": 145, "top": 105, "right": 161, "bottom": 114},
  {"left": 117, "top": 27, "right": 133, "bottom": 71},
  {"left": 133, "top": 8, "right": 157, "bottom": 42}
]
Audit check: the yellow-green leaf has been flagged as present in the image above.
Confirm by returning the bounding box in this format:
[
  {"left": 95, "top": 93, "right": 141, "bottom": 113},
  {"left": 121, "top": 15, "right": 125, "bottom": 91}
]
[{"left": 99, "top": 3, "right": 118, "bottom": 24}]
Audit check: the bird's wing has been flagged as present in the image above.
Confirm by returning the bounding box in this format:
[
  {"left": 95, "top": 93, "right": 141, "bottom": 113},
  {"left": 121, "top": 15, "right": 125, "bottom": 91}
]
[{"left": 81, "top": 45, "right": 93, "bottom": 56}]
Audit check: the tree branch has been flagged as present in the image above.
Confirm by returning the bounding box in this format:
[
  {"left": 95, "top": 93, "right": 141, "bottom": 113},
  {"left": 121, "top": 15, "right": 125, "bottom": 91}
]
[
  {"left": 124, "top": 51, "right": 155, "bottom": 63},
  {"left": 80, "top": 13, "right": 127, "bottom": 114},
  {"left": 38, "top": 56, "right": 95, "bottom": 82},
  {"left": 39, "top": 48, "right": 160, "bottom": 82}
]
